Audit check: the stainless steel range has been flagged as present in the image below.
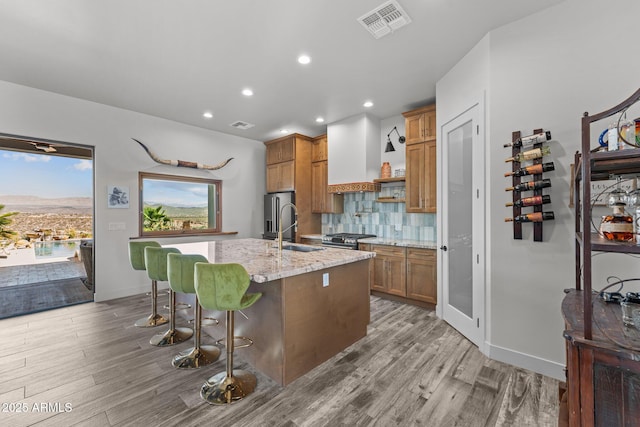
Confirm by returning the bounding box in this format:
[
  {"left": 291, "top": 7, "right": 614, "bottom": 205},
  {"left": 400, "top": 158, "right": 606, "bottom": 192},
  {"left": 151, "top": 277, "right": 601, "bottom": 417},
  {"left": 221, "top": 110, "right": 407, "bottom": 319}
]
[{"left": 321, "top": 233, "right": 376, "bottom": 249}]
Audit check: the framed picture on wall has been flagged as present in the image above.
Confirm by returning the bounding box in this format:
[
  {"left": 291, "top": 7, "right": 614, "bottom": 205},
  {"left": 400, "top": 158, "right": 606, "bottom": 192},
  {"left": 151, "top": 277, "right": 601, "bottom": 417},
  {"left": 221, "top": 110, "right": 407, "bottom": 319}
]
[{"left": 108, "top": 185, "right": 130, "bottom": 209}]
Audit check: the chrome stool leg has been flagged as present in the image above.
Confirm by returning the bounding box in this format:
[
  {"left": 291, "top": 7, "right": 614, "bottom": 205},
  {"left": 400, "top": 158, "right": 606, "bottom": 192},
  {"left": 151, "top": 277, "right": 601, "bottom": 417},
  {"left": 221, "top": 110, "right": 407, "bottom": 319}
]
[
  {"left": 200, "top": 311, "right": 256, "bottom": 405},
  {"left": 150, "top": 289, "right": 193, "bottom": 346},
  {"left": 135, "top": 279, "right": 169, "bottom": 327},
  {"left": 173, "top": 300, "right": 220, "bottom": 368}
]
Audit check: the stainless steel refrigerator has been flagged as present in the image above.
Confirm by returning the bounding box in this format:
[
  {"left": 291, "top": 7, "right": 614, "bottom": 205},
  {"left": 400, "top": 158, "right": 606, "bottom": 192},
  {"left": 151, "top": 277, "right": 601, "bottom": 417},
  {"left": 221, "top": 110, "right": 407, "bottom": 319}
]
[{"left": 263, "top": 192, "right": 295, "bottom": 241}]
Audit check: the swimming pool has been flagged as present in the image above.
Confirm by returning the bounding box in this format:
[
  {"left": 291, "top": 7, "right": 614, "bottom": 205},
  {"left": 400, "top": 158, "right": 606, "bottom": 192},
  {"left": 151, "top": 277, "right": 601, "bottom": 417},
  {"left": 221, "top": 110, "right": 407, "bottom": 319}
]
[{"left": 34, "top": 240, "right": 81, "bottom": 259}]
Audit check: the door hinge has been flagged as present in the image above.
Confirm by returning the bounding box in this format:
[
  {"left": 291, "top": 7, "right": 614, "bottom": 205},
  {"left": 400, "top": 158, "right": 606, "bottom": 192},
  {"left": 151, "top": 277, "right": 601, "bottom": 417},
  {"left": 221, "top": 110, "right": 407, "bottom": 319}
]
[
  {"left": 477, "top": 318, "right": 480, "bottom": 327},
  {"left": 476, "top": 125, "right": 479, "bottom": 135},
  {"left": 476, "top": 254, "right": 479, "bottom": 264},
  {"left": 476, "top": 189, "right": 479, "bottom": 198}
]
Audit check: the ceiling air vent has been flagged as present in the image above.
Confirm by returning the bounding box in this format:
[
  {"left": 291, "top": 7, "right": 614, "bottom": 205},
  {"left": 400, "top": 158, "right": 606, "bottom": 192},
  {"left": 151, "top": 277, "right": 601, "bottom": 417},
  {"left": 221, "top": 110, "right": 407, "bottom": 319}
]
[
  {"left": 358, "top": 0, "right": 411, "bottom": 39},
  {"left": 229, "top": 120, "right": 255, "bottom": 130}
]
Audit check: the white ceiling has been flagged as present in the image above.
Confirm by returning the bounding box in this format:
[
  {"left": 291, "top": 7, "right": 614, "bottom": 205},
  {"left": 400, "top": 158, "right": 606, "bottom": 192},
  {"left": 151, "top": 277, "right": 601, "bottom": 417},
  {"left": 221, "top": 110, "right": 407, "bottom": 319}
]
[{"left": 0, "top": 0, "right": 565, "bottom": 142}]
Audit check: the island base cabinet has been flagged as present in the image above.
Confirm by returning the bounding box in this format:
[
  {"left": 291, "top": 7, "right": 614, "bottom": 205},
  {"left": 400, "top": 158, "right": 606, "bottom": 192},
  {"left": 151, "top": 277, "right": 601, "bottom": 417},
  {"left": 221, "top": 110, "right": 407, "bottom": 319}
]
[{"left": 239, "top": 260, "right": 371, "bottom": 386}]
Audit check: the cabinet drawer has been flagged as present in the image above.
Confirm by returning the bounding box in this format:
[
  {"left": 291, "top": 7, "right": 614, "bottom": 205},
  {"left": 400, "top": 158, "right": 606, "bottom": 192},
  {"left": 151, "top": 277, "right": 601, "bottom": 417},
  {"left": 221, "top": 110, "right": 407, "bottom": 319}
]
[
  {"left": 371, "top": 244, "right": 405, "bottom": 257},
  {"left": 407, "top": 248, "right": 436, "bottom": 259}
]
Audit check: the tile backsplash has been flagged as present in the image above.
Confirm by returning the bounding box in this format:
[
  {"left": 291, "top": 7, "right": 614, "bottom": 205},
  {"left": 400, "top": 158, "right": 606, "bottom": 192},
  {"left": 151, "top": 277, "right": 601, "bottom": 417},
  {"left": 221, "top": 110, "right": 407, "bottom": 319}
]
[{"left": 321, "top": 185, "right": 436, "bottom": 241}]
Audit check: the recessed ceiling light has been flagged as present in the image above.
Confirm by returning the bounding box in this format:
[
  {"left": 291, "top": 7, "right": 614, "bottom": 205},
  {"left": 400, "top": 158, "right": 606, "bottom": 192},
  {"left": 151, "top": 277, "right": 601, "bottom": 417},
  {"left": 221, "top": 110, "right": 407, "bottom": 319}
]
[
  {"left": 203, "top": 111, "right": 213, "bottom": 119},
  {"left": 242, "top": 88, "right": 253, "bottom": 97},
  {"left": 363, "top": 101, "right": 374, "bottom": 108},
  {"left": 297, "top": 55, "right": 311, "bottom": 65},
  {"left": 280, "top": 129, "right": 289, "bottom": 134},
  {"left": 315, "top": 117, "right": 325, "bottom": 123}
]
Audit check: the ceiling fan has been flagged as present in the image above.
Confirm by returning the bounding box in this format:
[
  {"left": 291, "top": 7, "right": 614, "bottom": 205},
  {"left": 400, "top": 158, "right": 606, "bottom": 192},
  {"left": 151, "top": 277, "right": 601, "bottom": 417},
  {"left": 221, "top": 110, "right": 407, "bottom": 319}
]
[{"left": 29, "top": 142, "right": 57, "bottom": 153}]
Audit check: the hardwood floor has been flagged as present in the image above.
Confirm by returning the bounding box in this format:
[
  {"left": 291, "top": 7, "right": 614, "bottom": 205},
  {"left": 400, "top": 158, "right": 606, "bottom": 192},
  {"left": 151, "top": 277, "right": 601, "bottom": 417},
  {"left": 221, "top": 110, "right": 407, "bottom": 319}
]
[{"left": 0, "top": 293, "right": 559, "bottom": 426}]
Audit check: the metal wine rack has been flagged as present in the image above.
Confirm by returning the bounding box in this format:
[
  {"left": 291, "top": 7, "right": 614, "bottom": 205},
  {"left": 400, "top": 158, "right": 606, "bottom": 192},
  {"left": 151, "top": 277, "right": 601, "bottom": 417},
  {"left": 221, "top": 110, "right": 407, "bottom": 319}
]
[{"left": 509, "top": 128, "right": 552, "bottom": 242}]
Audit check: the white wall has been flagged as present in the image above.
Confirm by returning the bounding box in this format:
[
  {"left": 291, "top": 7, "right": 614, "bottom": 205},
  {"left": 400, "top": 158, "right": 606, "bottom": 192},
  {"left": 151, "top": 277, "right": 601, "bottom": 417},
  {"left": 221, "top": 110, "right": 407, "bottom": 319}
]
[
  {"left": 380, "top": 115, "right": 406, "bottom": 175},
  {"left": 438, "top": 0, "right": 640, "bottom": 379},
  {"left": 0, "top": 80, "right": 266, "bottom": 302}
]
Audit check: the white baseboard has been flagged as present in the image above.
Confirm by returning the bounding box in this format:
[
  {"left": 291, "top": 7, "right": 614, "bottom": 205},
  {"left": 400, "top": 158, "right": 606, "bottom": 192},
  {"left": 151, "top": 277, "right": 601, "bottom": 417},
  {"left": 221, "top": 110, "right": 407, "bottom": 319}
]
[{"left": 487, "top": 342, "right": 565, "bottom": 381}]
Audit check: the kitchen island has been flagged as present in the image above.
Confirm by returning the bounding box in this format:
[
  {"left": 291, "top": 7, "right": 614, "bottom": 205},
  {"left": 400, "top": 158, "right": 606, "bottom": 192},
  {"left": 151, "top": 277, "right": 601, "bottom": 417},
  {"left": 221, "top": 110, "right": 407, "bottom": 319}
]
[{"left": 170, "top": 238, "right": 374, "bottom": 386}]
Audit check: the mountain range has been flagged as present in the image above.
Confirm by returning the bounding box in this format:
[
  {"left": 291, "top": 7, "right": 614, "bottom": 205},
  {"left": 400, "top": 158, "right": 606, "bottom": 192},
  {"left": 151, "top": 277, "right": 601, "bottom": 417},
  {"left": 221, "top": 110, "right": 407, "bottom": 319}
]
[{"left": 0, "top": 195, "right": 93, "bottom": 213}]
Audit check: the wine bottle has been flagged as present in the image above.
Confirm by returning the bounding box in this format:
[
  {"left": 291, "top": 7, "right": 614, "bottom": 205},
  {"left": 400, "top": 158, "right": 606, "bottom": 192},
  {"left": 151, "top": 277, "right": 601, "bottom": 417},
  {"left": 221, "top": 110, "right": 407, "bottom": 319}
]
[
  {"left": 505, "top": 146, "right": 551, "bottom": 163},
  {"left": 505, "top": 195, "right": 551, "bottom": 207},
  {"left": 505, "top": 212, "right": 555, "bottom": 223},
  {"left": 503, "top": 131, "right": 552, "bottom": 148},
  {"left": 504, "top": 162, "right": 555, "bottom": 177},
  {"left": 505, "top": 178, "right": 551, "bottom": 192}
]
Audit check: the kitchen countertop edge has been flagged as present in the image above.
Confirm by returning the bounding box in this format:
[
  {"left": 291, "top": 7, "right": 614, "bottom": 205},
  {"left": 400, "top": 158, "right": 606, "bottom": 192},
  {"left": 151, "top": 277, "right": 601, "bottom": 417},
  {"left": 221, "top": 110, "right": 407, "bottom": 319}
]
[
  {"left": 357, "top": 237, "right": 437, "bottom": 250},
  {"left": 170, "top": 238, "right": 375, "bottom": 284}
]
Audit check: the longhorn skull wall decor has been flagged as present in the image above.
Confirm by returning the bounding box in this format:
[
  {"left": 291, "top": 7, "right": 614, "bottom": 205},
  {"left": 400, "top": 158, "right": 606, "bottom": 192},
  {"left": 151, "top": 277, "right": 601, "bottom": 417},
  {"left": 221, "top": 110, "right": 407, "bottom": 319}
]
[{"left": 132, "top": 138, "right": 234, "bottom": 170}]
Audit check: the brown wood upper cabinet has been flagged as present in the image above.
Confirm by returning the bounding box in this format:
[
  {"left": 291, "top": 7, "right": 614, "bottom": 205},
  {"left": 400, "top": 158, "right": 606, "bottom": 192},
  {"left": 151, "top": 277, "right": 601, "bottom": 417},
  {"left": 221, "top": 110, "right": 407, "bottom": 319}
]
[
  {"left": 266, "top": 135, "right": 295, "bottom": 165},
  {"left": 403, "top": 104, "right": 436, "bottom": 145},
  {"left": 311, "top": 134, "right": 327, "bottom": 162},
  {"left": 311, "top": 134, "right": 343, "bottom": 214},
  {"left": 264, "top": 133, "right": 320, "bottom": 239},
  {"left": 266, "top": 161, "right": 295, "bottom": 193},
  {"left": 406, "top": 140, "right": 436, "bottom": 213}
]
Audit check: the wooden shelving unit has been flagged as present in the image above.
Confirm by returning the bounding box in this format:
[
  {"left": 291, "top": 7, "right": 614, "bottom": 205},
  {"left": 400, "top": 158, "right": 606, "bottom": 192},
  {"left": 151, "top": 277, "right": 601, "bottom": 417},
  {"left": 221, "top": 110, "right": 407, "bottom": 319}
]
[
  {"left": 374, "top": 177, "right": 406, "bottom": 203},
  {"left": 376, "top": 198, "right": 405, "bottom": 203},
  {"left": 574, "top": 89, "right": 640, "bottom": 339},
  {"left": 373, "top": 177, "right": 406, "bottom": 184},
  {"left": 567, "top": 88, "right": 640, "bottom": 426}
]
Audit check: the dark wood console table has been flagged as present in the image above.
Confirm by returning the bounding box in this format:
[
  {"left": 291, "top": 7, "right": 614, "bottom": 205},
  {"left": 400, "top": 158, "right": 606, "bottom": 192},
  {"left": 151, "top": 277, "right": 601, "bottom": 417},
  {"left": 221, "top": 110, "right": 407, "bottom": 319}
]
[{"left": 562, "top": 289, "right": 640, "bottom": 426}]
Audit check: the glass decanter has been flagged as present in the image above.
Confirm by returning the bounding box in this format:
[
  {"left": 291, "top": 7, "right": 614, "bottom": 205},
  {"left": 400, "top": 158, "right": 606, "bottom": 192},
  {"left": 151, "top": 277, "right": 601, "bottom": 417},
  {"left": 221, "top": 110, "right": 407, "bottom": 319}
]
[{"left": 600, "top": 177, "right": 634, "bottom": 241}]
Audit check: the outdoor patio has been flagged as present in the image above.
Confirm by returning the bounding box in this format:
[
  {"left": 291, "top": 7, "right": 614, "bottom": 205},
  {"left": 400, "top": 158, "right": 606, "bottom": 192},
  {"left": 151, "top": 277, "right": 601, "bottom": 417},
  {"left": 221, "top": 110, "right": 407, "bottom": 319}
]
[
  {"left": 0, "top": 248, "right": 92, "bottom": 319},
  {"left": 0, "top": 244, "right": 86, "bottom": 287}
]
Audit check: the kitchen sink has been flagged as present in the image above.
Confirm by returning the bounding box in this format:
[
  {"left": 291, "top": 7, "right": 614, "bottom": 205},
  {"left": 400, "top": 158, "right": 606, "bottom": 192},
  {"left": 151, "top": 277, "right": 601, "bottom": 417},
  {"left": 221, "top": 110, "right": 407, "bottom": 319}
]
[{"left": 281, "top": 245, "right": 325, "bottom": 252}]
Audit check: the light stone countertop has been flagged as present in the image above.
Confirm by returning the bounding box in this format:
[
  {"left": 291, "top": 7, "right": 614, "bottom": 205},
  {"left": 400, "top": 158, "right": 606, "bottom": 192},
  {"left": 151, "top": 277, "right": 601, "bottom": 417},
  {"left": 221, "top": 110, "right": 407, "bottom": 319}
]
[
  {"left": 169, "top": 238, "right": 374, "bottom": 284},
  {"left": 357, "top": 237, "right": 438, "bottom": 250}
]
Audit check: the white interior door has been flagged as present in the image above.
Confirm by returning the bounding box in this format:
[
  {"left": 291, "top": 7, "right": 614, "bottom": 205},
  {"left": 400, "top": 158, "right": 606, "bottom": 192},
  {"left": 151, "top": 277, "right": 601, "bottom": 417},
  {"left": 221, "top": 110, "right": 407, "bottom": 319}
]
[{"left": 440, "top": 103, "right": 485, "bottom": 347}]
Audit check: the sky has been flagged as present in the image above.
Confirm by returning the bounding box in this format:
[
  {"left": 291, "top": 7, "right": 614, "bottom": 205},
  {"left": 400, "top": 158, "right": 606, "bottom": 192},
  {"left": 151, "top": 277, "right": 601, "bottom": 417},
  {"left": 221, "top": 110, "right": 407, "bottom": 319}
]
[
  {"left": 0, "top": 149, "right": 93, "bottom": 198},
  {"left": 143, "top": 178, "right": 210, "bottom": 207}
]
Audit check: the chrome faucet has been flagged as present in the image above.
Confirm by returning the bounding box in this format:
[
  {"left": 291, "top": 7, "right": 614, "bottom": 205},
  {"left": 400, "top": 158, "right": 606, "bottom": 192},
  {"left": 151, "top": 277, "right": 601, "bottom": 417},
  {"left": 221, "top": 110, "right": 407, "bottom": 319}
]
[{"left": 278, "top": 202, "right": 298, "bottom": 251}]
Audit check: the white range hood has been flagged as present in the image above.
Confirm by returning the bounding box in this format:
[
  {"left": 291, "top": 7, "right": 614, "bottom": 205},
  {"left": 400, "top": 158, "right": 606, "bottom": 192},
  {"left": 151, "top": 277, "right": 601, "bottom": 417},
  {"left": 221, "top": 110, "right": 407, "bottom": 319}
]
[{"left": 327, "top": 113, "right": 381, "bottom": 193}]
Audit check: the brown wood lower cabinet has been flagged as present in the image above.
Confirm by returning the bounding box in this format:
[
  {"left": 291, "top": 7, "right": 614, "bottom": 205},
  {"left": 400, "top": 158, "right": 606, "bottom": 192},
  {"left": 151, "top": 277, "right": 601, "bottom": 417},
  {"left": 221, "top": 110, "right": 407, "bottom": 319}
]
[
  {"left": 371, "top": 245, "right": 406, "bottom": 297},
  {"left": 360, "top": 243, "right": 436, "bottom": 305},
  {"left": 407, "top": 248, "right": 436, "bottom": 304}
]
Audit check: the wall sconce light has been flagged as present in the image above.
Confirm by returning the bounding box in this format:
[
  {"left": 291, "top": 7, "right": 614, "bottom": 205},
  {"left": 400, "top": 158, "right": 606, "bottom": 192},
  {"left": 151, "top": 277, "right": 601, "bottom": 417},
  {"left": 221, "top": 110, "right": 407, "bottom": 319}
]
[{"left": 385, "top": 126, "right": 406, "bottom": 152}]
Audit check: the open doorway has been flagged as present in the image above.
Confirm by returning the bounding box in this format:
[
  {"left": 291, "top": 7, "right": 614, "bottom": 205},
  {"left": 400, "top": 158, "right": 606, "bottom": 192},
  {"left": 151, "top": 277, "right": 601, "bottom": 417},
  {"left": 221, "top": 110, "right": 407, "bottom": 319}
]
[{"left": 0, "top": 134, "right": 94, "bottom": 319}]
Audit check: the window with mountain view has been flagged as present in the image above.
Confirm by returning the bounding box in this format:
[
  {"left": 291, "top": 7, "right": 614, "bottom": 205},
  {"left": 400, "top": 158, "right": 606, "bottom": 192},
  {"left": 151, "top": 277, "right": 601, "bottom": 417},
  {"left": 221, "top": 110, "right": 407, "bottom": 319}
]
[{"left": 139, "top": 172, "right": 221, "bottom": 237}]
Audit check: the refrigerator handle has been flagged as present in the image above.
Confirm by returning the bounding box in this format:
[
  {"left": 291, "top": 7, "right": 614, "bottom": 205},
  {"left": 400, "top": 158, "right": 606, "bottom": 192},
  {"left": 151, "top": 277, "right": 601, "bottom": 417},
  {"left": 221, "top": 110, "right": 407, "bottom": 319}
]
[{"left": 275, "top": 197, "right": 279, "bottom": 234}]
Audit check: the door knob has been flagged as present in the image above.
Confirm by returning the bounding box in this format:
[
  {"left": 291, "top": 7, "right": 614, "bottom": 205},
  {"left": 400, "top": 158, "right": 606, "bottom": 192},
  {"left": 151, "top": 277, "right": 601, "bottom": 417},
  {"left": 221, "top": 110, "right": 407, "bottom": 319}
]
[{"left": 440, "top": 245, "right": 448, "bottom": 251}]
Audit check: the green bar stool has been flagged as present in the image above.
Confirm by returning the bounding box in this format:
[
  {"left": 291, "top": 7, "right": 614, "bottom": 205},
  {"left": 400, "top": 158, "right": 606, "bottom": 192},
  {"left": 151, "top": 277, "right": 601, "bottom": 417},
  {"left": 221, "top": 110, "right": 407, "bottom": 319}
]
[
  {"left": 195, "top": 262, "right": 262, "bottom": 405},
  {"left": 128, "top": 241, "right": 169, "bottom": 328},
  {"left": 145, "top": 246, "right": 193, "bottom": 346},
  {"left": 168, "top": 253, "right": 221, "bottom": 368}
]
